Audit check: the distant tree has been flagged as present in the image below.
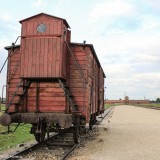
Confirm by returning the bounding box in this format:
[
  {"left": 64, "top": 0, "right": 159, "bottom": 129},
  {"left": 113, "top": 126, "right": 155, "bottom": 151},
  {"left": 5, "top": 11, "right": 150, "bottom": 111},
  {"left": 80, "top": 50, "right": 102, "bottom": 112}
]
[{"left": 156, "top": 98, "right": 160, "bottom": 103}]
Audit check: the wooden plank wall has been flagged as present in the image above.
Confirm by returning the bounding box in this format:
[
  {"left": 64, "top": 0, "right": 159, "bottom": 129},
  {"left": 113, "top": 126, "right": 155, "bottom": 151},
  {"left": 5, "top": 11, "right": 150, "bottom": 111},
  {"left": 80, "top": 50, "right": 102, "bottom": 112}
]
[
  {"left": 6, "top": 48, "right": 66, "bottom": 113},
  {"left": 86, "top": 47, "right": 99, "bottom": 115},
  {"left": 20, "top": 15, "right": 67, "bottom": 79},
  {"left": 69, "top": 46, "right": 87, "bottom": 115},
  {"left": 27, "top": 82, "right": 66, "bottom": 112},
  {"left": 69, "top": 45, "right": 104, "bottom": 122},
  {"left": 7, "top": 48, "right": 22, "bottom": 112},
  {"left": 6, "top": 44, "right": 104, "bottom": 119},
  {"left": 69, "top": 45, "right": 105, "bottom": 122},
  {"left": 86, "top": 47, "right": 94, "bottom": 117},
  {"left": 20, "top": 37, "right": 65, "bottom": 78},
  {"left": 21, "top": 16, "right": 63, "bottom": 36},
  {"left": 99, "top": 68, "right": 104, "bottom": 112}
]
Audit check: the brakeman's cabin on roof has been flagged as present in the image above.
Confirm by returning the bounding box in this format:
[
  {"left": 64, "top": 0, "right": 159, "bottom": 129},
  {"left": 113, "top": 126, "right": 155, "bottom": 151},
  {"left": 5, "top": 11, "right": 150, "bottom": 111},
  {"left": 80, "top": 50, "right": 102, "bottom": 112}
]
[{"left": 0, "top": 13, "right": 106, "bottom": 143}]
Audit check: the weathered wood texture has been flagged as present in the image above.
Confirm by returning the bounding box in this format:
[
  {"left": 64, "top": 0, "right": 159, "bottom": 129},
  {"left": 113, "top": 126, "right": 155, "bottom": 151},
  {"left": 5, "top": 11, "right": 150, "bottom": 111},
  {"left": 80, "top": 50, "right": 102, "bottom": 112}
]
[
  {"left": 20, "top": 14, "right": 68, "bottom": 79},
  {"left": 6, "top": 48, "right": 67, "bottom": 113},
  {"left": 6, "top": 44, "right": 105, "bottom": 122},
  {"left": 68, "top": 46, "right": 87, "bottom": 116},
  {"left": 21, "top": 15, "right": 63, "bottom": 36},
  {"left": 99, "top": 68, "right": 105, "bottom": 112},
  {"left": 69, "top": 45, "right": 105, "bottom": 122},
  {"left": 27, "top": 82, "right": 66, "bottom": 112},
  {"left": 6, "top": 48, "right": 21, "bottom": 112},
  {"left": 5, "top": 14, "right": 105, "bottom": 124}
]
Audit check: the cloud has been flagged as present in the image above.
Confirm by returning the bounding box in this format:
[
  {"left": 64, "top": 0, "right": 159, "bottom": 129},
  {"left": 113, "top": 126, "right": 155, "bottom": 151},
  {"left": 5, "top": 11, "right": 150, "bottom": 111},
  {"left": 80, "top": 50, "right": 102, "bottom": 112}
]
[
  {"left": 51, "top": 0, "right": 72, "bottom": 14},
  {"left": 133, "top": 54, "right": 160, "bottom": 63},
  {"left": 106, "top": 71, "right": 160, "bottom": 100},
  {"left": 98, "top": 23, "right": 160, "bottom": 100},
  {"left": 0, "top": 12, "right": 12, "bottom": 21},
  {"left": 31, "top": 0, "right": 46, "bottom": 8},
  {"left": 140, "top": 14, "right": 160, "bottom": 31},
  {"left": 58, "top": 0, "right": 69, "bottom": 5},
  {"left": 143, "top": 0, "right": 160, "bottom": 14},
  {"left": 88, "top": 0, "right": 160, "bottom": 33},
  {"left": 89, "top": 0, "right": 136, "bottom": 23},
  {"left": 0, "top": 0, "right": 4, "bottom": 4}
]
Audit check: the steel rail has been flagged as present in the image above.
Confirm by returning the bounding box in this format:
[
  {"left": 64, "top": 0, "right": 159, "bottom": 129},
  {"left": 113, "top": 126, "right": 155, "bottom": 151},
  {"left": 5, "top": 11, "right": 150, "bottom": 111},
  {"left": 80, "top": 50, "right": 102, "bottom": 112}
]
[
  {"left": 2, "top": 107, "right": 114, "bottom": 160},
  {"left": 67, "top": 107, "right": 114, "bottom": 160},
  {"left": 3, "top": 133, "right": 58, "bottom": 160},
  {"left": 64, "top": 107, "right": 114, "bottom": 159},
  {"left": 61, "top": 143, "right": 79, "bottom": 160},
  {"left": 98, "top": 106, "right": 114, "bottom": 123}
]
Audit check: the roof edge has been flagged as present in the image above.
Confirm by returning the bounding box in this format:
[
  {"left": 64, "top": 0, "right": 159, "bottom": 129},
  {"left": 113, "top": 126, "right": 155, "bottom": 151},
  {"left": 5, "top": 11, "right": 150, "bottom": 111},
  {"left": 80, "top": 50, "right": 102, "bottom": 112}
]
[
  {"left": 70, "top": 42, "right": 106, "bottom": 78},
  {"left": 19, "top": 13, "right": 70, "bottom": 29}
]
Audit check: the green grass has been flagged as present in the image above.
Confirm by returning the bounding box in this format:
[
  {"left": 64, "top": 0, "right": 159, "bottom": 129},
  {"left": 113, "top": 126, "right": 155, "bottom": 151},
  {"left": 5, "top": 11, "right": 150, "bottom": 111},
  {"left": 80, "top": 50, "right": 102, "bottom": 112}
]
[
  {"left": 104, "top": 103, "right": 120, "bottom": 109},
  {"left": 135, "top": 103, "right": 160, "bottom": 108},
  {"left": 0, "top": 104, "right": 6, "bottom": 112},
  {"left": 105, "top": 104, "right": 112, "bottom": 109},
  {"left": 0, "top": 105, "right": 34, "bottom": 152},
  {"left": 0, "top": 104, "right": 33, "bottom": 151},
  {"left": 0, "top": 123, "right": 34, "bottom": 152},
  {"left": 152, "top": 103, "right": 160, "bottom": 107}
]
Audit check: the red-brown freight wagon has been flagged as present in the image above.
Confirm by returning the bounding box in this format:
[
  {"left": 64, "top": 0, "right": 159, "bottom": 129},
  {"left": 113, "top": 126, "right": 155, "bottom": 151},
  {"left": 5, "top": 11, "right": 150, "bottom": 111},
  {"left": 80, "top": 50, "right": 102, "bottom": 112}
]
[{"left": 0, "top": 13, "right": 105, "bottom": 143}]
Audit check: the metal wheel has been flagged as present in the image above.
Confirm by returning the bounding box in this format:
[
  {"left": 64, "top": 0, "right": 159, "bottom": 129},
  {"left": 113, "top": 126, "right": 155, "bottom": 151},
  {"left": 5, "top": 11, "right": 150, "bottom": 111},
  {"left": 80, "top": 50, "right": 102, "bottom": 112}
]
[
  {"left": 89, "top": 120, "right": 93, "bottom": 130},
  {"left": 73, "top": 127, "right": 80, "bottom": 144},
  {"left": 32, "top": 123, "right": 46, "bottom": 142},
  {"left": 79, "top": 126, "right": 86, "bottom": 134},
  {"left": 89, "top": 114, "right": 97, "bottom": 130},
  {"left": 34, "top": 131, "right": 46, "bottom": 142}
]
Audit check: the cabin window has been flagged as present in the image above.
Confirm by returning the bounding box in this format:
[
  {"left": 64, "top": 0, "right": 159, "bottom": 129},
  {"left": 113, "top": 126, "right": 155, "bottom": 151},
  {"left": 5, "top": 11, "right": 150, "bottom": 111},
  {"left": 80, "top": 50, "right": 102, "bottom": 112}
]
[{"left": 37, "top": 23, "right": 46, "bottom": 33}]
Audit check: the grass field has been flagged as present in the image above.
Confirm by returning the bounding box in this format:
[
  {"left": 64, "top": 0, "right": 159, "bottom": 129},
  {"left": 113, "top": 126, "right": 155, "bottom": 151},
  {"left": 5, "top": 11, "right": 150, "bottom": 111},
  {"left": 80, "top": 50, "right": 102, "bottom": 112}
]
[
  {"left": 104, "top": 103, "right": 120, "bottom": 109},
  {"left": 0, "top": 104, "right": 5, "bottom": 112},
  {"left": 0, "top": 104, "right": 34, "bottom": 152},
  {"left": 135, "top": 103, "right": 160, "bottom": 108},
  {"left": 0, "top": 123, "right": 34, "bottom": 152},
  {"left": 105, "top": 103, "right": 160, "bottom": 109}
]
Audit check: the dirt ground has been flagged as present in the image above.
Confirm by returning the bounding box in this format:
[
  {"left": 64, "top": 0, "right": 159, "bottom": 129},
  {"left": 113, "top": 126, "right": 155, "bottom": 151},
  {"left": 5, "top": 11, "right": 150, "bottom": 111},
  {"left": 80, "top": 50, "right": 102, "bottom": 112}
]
[{"left": 69, "top": 105, "right": 160, "bottom": 160}]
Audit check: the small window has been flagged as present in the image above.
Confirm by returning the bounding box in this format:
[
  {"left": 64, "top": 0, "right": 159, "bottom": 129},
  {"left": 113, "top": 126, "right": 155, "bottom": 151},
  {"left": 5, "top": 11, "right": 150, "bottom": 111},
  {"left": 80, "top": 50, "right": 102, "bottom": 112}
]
[{"left": 37, "top": 23, "right": 46, "bottom": 33}]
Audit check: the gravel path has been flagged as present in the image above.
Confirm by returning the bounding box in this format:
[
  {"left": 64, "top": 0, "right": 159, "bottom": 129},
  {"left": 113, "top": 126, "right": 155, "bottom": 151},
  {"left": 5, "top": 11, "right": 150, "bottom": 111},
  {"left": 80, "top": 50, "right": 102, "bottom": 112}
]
[{"left": 70, "top": 105, "right": 160, "bottom": 160}]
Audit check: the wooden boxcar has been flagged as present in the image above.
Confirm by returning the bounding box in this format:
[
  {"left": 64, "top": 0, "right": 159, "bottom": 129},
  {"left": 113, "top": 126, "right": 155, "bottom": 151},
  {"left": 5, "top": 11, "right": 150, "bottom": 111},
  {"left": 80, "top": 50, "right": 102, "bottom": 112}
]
[{"left": 0, "top": 13, "right": 105, "bottom": 143}]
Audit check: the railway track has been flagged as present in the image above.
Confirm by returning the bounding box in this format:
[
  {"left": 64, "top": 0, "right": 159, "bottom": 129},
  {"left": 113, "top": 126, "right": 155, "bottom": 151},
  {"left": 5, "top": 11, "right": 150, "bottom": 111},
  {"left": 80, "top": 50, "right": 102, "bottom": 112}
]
[
  {"left": 98, "top": 106, "right": 114, "bottom": 123},
  {"left": 2, "top": 107, "right": 113, "bottom": 160}
]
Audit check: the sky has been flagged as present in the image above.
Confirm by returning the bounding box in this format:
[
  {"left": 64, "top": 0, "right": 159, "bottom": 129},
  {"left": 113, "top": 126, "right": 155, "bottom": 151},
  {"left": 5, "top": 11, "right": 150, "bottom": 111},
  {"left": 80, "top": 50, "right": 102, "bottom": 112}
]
[{"left": 0, "top": 0, "right": 160, "bottom": 100}]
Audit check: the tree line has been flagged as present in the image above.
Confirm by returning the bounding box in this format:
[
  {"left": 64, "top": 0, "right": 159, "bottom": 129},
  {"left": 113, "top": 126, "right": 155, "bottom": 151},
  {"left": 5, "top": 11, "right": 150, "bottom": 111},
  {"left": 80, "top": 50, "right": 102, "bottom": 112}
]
[{"left": 156, "top": 98, "right": 160, "bottom": 103}]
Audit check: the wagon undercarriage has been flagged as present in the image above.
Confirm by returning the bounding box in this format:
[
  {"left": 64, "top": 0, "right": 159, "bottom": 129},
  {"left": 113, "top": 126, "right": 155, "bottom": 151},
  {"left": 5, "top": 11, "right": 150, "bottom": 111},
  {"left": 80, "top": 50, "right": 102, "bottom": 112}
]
[
  {"left": 10, "top": 112, "right": 73, "bottom": 128},
  {"left": 0, "top": 112, "right": 88, "bottom": 143}
]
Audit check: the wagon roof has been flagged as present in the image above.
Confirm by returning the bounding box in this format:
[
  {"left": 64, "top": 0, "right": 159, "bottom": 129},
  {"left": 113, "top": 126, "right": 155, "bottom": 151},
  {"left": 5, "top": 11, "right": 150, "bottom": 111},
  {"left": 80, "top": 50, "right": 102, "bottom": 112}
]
[
  {"left": 19, "top": 13, "right": 70, "bottom": 28},
  {"left": 70, "top": 42, "right": 106, "bottom": 78}
]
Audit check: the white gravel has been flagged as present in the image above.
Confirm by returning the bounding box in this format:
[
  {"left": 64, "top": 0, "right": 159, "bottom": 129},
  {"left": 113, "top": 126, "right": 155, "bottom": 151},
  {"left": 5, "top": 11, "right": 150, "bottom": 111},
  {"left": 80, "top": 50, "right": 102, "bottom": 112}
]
[{"left": 70, "top": 105, "right": 160, "bottom": 160}]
